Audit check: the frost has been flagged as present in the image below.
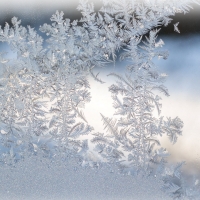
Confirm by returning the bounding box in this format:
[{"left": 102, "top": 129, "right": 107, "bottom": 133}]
[
  {"left": 174, "top": 22, "right": 180, "bottom": 33},
  {"left": 0, "top": 0, "right": 200, "bottom": 199}
]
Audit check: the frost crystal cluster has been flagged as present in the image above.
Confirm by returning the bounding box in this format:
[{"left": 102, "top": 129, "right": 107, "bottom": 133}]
[{"left": 0, "top": 0, "right": 199, "bottom": 199}]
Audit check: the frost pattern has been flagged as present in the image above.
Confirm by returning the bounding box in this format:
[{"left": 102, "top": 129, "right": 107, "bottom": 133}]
[
  {"left": 0, "top": 0, "right": 200, "bottom": 199},
  {"left": 93, "top": 30, "right": 183, "bottom": 174}
]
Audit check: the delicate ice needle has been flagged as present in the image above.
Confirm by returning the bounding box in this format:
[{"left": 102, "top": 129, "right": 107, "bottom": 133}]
[{"left": 174, "top": 22, "right": 180, "bottom": 33}]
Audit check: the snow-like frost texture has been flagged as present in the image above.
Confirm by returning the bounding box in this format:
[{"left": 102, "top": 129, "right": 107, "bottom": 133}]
[{"left": 0, "top": 155, "right": 171, "bottom": 200}]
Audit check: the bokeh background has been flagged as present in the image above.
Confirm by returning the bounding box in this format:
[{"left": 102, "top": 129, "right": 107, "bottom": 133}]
[{"left": 0, "top": 0, "right": 200, "bottom": 197}]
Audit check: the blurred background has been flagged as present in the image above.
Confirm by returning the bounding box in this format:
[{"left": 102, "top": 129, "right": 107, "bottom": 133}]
[{"left": 0, "top": 0, "right": 200, "bottom": 177}]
